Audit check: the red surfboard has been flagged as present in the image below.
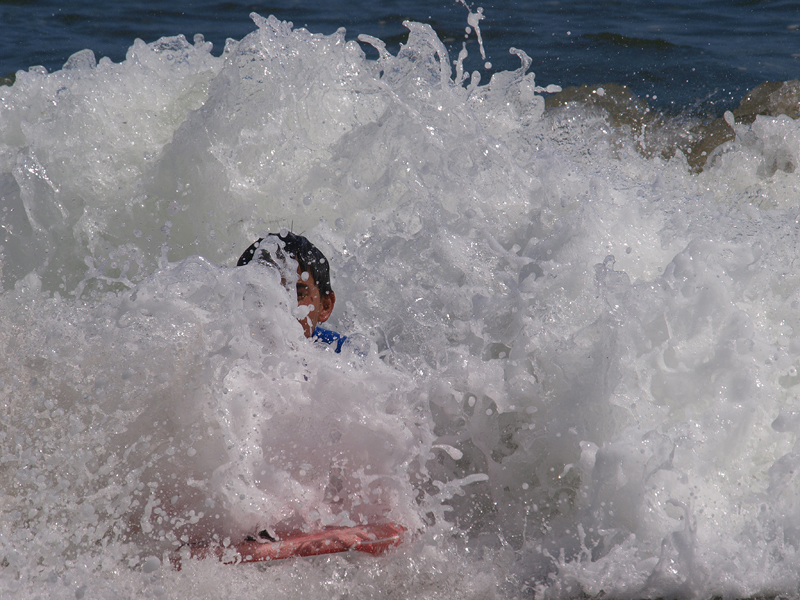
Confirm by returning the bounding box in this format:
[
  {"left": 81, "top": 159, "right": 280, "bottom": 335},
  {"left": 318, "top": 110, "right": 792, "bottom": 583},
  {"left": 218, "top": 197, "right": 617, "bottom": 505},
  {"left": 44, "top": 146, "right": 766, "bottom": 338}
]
[{"left": 171, "top": 522, "right": 406, "bottom": 569}]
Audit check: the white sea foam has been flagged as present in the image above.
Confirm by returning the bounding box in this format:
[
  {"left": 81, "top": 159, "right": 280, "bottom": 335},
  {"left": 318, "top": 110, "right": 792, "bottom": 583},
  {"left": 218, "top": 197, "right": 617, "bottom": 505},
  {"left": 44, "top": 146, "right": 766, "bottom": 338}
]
[{"left": 2, "top": 12, "right": 800, "bottom": 600}]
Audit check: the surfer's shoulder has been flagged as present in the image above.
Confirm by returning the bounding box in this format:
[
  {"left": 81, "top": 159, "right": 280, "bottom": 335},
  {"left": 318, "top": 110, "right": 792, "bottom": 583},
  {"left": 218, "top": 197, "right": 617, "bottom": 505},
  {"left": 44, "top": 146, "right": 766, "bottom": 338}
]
[{"left": 312, "top": 326, "right": 347, "bottom": 353}]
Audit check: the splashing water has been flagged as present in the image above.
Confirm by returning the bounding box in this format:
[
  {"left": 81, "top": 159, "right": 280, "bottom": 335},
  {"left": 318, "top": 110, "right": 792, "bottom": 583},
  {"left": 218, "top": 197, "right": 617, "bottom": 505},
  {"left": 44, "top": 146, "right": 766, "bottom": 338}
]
[
  {"left": 456, "top": 0, "right": 489, "bottom": 67},
  {"left": 3, "top": 11, "right": 800, "bottom": 600}
]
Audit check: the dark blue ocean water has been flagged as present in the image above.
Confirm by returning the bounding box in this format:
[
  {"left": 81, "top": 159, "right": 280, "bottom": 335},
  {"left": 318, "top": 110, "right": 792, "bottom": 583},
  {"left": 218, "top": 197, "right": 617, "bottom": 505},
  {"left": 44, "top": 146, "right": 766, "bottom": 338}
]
[{"left": 1, "top": 1, "right": 799, "bottom": 113}]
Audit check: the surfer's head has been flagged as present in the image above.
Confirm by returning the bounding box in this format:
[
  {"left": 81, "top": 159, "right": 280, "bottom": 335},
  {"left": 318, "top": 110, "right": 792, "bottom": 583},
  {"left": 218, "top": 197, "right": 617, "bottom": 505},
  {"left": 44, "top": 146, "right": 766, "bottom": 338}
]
[{"left": 238, "top": 231, "right": 335, "bottom": 338}]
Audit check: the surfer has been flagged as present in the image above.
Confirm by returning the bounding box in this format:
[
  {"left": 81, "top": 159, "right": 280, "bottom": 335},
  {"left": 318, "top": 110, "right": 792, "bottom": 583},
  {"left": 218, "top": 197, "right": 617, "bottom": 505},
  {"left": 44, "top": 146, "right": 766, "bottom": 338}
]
[
  {"left": 167, "top": 232, "right": 406, "bottom": 567},
  {"left": 237, "top": 231, "right": 348, "bottom": 352}
]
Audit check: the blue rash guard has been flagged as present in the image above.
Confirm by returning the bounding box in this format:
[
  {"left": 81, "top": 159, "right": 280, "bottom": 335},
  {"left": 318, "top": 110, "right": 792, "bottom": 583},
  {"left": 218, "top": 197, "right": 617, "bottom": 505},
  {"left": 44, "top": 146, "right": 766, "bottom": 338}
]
[{"left": 312, "top": 326, "right": 347, "bottom": 353}]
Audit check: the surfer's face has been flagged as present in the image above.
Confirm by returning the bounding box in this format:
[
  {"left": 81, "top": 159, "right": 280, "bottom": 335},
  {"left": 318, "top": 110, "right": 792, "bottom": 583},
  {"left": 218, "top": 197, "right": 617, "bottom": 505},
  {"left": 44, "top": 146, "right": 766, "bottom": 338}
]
[
  {"left": 256, "top": 251, "right": 335, "bottom": 338},
  {"left": 294, "top": 267, "right": 335, "bottom": 338}
]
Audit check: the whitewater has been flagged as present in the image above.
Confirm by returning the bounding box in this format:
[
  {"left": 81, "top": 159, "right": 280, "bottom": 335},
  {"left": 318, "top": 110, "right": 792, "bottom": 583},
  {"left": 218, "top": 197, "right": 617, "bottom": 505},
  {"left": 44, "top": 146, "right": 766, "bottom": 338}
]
[{"left": 2, "top": 11, "right": 800, "bottom": 599}]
